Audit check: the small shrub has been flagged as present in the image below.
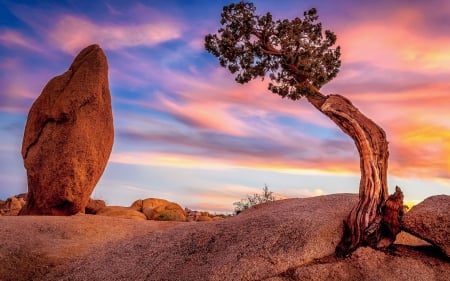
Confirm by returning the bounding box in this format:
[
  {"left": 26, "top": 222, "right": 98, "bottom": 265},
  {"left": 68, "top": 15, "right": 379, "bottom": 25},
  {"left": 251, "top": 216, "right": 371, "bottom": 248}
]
[
  {"left": 233, "top": 184, "right": 276, "bottom": 215},
  {"left": 156, "top": 210, "right": 184, "bottom": 221}
]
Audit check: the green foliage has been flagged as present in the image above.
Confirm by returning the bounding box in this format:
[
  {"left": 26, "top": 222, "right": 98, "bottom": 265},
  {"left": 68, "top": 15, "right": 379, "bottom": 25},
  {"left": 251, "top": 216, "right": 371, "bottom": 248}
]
[
  {"left": 205, "top": 2, "right": 341, "bottom": 100},
  {"left": 233, "top": 184, "right": 276, "bottom": 214},
  {"left": 156, "top": 210, "right": 183, "bottom": 221}
]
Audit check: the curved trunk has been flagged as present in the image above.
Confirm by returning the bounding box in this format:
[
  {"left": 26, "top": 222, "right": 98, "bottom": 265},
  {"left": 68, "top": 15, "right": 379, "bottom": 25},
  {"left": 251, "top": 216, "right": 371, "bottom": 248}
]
[{"left": 305, "top": 89, "right": 390, "bottom": 256}]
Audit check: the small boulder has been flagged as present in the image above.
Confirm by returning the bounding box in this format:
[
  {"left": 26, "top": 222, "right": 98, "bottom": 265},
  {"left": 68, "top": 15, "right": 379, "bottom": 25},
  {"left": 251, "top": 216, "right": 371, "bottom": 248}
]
[
  {"left": 85, "top": 198, "right": 106, "bottom": 214},
  {"left": 20, "top": 44, "right": 114, "bottom": 215},
  {"left": 185, "top": 208, "right": 216, "bottom": 222},
  {"left": 131, "top": 198, "right": 186, "bottom": 221},
  {"left": 96, "top": 206, "right": 147, "bottom": 220},
  {"left": 402, "top": 195, "right": 450, "bottom": 257},
  {"left": 196, "top": 215, "right": 213, "bottom": 222},
  {"left": 0, "top": 196, "right": 26, "bottom": 216}
]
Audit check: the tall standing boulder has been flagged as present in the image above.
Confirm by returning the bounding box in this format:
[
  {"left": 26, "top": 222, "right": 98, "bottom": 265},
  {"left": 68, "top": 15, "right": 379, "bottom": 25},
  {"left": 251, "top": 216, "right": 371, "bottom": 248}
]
[{"left": 20, "top": 44, "right": 114, "bottom": 215}]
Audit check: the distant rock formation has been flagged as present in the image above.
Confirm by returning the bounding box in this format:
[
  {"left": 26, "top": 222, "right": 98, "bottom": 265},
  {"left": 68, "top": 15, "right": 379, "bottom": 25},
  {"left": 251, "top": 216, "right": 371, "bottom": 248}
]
[
  {"left": 0, "top": 196, "right": 25, "bottom": 216},
  {"left": 185, "top": 208, "right": 225, "bottom": 221},
  {"left": 131, "top": 198, "right": 186, "bottom": 221},
  {"left": 94, "top": 198, "right": 227, "bottom": 222},
  {"left": 20, "top": 44, "right": 114, "bottom": 215},
  {"left": 402, "top": 195, "right": 450, "bottom": 258},
  {"left": 96, "top": 206, "right": 147, "bottom": 220}
]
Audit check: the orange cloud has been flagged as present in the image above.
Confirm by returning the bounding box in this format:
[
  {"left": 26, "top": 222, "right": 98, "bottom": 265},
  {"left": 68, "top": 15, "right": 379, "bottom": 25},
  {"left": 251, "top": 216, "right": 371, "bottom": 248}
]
[
  {"left": 340, "top": 87, "right": 450, "bottom": 182},
  {"left": 155, "top": 93, "right": 248, "bottom": 136},
  {"left": 339, "top": 9, "right": 450, "bottom": 72},
  {"left": 110, "top": 140, "right": 360, "bottom": 177},
  {"left": 388, "top": 122, "right": 450, "bottom": 179}
]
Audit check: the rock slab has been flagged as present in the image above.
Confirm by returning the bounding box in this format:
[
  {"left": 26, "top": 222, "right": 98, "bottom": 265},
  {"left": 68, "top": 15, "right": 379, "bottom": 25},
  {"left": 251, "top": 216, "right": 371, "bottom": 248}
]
[
  {"left": 20, "top": 44, "right": 114, "bottom": 215},
  {"left": 57, "top": 194, "right": 362, "bottom": 280},
  {"left": 402, "top": 195, "right": 450, "bottom": 258},
  {"left": 1, "top": 194, "right": 448, "bottom": 281}
]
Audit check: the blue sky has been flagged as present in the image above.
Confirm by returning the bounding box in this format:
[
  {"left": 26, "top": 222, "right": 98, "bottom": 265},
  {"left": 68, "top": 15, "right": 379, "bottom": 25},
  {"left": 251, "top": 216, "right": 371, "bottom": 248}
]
[{"left": 1, "top": 0, "right": 449, "bottom": 213}]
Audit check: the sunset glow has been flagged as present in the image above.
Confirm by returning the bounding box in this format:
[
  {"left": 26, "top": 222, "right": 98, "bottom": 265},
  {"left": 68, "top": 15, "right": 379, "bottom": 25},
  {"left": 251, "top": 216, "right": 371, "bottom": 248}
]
[{"left": 0, "top": 0, "right": 448, "bottom": 212}]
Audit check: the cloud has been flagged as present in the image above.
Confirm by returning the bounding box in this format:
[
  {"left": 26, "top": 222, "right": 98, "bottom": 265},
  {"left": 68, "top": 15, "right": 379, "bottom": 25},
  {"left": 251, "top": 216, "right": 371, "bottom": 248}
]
[
  {"left": 316, "top": 3, "right": 450, "bottom": 185},
  {"left": 81, "top": 0, "right": 450, "bottom": 187},
  {"left": 0, "top": 56, "right": 57, "bottom": 113},
  {"left": 388, "top": 122, "right": 450, "bottom": 179},
  {"left": 2, "top": 0, "right": 449, "bottom": 211},
  {"left": 111, "top": 129, "right": 359, "bottom": 176},
  {"left": 336, "top": 5, "right": 450, "bottom": 72},
  {"left": 156, "top": 93, "right": 247, "bottom": 136},
  {"left": 0, "top": 29, "right": 42, "bottom": 52},
  {"left": 49, "top": 15, "right": 182, "bottom": 54},
  {"left": 279, "top": 188, "right": 325, "bottom": 198},
  {"left": 185, "top": 184, "right": 261, "bottom": 212}
]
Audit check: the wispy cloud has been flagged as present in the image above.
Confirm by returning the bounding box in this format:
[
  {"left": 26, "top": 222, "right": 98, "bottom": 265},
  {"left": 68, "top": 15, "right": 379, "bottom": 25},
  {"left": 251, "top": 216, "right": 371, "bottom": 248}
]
[
  {"left": 0, "top": 29, "right": 42, "bottom": 52},
  {"left": 0, "top": 56, "right": 56, "bottom": 113},
  {"left": 279, "top": 188, "right": 325, "bottom": 198},
  {"left": 49, "top": 15, "right": 182, "bottom": 54},
  {"left": 1, "top": 0, "right": 449, "bottom": 210},
  {"left": 340, "top": 22, "right": 450, "bottom": 72}
]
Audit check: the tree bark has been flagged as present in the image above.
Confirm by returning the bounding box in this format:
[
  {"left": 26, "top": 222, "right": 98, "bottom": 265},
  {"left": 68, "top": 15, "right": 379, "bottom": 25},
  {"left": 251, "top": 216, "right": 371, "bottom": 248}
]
[{"left": 304, "top": 89, "right": 390, "bottom": 256}]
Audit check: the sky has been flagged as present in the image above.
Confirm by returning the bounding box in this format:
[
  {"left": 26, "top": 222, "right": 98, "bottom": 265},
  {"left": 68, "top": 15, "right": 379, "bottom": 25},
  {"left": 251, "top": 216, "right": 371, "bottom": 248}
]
[{"left": 0, "top": 0, "right": 449, "bottom": 213}]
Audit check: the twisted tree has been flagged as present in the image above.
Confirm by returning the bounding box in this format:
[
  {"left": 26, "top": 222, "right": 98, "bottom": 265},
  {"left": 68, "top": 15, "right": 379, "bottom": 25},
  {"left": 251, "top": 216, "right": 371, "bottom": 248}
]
[{"left": 205, "top": 2, "right": 404, "bottom": 257}]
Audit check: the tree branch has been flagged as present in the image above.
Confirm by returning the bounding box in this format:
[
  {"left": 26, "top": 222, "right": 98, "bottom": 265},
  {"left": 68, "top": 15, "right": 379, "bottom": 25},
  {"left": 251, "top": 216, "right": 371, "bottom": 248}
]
[
  {"left": 286, "top": 64, "right": 308, "bottom": 83},
  {"left": 252, "top": 29, "right": 281, "bottom": 56},
  {"left": 252, "top": 29, "right": 308, "bottom": 83}
]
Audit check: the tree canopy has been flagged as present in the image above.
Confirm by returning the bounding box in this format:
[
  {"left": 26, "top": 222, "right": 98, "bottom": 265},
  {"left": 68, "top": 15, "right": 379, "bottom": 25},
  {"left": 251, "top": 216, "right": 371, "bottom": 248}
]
[{"left": 205, "top": 2, "right": 341, "bottom": 100}]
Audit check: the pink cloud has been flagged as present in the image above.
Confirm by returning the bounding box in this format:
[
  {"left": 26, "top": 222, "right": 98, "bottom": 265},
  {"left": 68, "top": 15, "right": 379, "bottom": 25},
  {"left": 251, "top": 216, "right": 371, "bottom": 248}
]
[
  {"left": 338, "top": 8, "right": 450, "bottom": 72},
  {"left": 49, "top": 15, "right": 182, "bottom": 54},
  {"left": 0, "top": 30, "right": 42, "bottom": 52},
  {"left": 157, "top": 71, "right": 336, "bottom": 133},
  {"left": 154, "top": 92, "right": 247, "bottom": 136},
  {"left": 336, "top": 83, "right": 450, "bottom": 182},
  {"left": 0, "top": 57, "right": 55, "bottom": 113},
  {"left": 315, "top": 5, "right": 450, "bottom": 184}
]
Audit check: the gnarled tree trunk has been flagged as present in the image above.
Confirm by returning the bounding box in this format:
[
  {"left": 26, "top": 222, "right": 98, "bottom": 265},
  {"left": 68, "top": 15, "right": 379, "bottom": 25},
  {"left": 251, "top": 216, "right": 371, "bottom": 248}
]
[{"left": 305, "top": 89, "right": 392, "bottom": 256}]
